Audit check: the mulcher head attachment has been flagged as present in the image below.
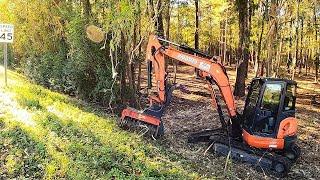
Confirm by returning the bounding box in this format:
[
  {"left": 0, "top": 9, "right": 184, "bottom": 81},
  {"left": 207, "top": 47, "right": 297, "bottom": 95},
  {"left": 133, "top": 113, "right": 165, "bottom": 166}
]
[
  {"left": 119, "top": 84, "right": 175, "bottom": 138},
  {"left": 119, "top": 105, "right": 166, "bottom": 138}
]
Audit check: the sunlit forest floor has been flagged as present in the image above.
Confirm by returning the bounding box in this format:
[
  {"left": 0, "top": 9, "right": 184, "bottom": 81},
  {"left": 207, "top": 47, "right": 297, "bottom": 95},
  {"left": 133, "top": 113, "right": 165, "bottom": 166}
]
[{"left": 1, "top": 65, "right": 319, "bottom": 179}]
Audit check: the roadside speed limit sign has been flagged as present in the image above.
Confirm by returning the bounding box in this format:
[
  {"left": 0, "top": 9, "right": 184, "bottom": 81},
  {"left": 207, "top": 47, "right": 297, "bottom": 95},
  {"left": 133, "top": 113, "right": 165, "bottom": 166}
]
[
  {"left": 0, "top": 23, "right": 14, "bottom": 86},
  {"left": 0, "top": 24, "right": 14, "bottom": 43}
]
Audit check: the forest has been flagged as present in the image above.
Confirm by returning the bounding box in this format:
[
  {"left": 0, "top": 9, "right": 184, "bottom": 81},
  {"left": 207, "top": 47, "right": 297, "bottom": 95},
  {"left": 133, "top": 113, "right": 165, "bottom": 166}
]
[{"left": 0, "top": 0, "right": 319, "bottom": 179}]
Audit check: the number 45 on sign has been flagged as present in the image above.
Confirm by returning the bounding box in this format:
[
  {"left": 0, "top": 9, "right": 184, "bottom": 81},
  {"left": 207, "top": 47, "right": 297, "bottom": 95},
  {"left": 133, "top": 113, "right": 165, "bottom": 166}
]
[{"left": 0, "top": 24, "right": 14, "bottom": 43}]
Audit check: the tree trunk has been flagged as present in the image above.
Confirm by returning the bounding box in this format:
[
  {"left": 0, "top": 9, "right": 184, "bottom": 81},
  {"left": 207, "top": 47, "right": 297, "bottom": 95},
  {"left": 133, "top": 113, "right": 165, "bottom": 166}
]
[
  {"left": 305, "top": 36, "right": 312, "bottom": 75},
  {"left": 292, "top": 0, "right": 300, "bottom": 80},
  {"left": 287, "top": 17, "right": 293, "bottom": 73},
  {"left": 223, "top": 19, "right": 227, "bottom": 65},
  {"left": 298, "top": 18, "right": 304, "bottom": 75},
  {"left": 228, "top": 25, "right": 233, "bottom": 66},
  {"left": 136, "top": 0, "right": 142, "bottom": 93},
  {"left": 316, "top": 57, "right": 319, "bottom": 82},
  {"left": 219, "top": 23, "right": 221, "bottom": 56},
  {"left": 118, "top": 41, "right": 126, "bottom": 103},
  {"left": 137, "top": 15, "right": 142, "bottom": 94},
  {"left": 266, "top": 0, "right": 277, "bottom": 77},
  {"left": 313, "top": 2, "right": 319, "bottom": 82},
  {"left": 275, "top": 38, "right": 283, "bottom": 77},
  {"left": 245, "top": 0, "right": 253, "bottom": 78},
  {"left": 234, "top": 0, "right": 250, "bottom": 97},
  {"left": 82, "top": 0, "right": 92, "bottom": 20},
  {"left": 195, "top": 0, "right": 200, "bottom": 50},
  {"left": 148, "top": 0, "right": 164, "bottom": 37},
  {"left": 177, "top": 1, "right": 181, "bottom": 42},
  {"left": 256, "top": 1, "right": 267, "bottom": 77},
  {"left": 194, "top": 0, "right": 200, "bottom": 77},
  {"left": 254, "top": 45, "right": 259, "bottom": 76},
  {"left": 156, "top": 1, "right": 165, "bottom": 37},
  {"left": 164, "top": 0, "right": 171, "bottom": 39},
  {"left": 305, "top": 48, "right": 309, "bottom": 75},
  {"left": 163, "top": 0, "right": 171, "bottom": 71}
]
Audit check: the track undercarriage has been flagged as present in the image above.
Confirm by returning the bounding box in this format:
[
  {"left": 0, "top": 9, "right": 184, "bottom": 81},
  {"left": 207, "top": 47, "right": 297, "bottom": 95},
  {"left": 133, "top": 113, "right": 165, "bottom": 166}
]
[{"left": 188, "top": 129, "right": 300, "bottom": 177}]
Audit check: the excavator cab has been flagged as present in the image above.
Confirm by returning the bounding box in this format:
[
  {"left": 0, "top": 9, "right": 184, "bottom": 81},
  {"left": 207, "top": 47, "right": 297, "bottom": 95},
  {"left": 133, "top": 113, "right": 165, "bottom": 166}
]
[
  {"left": 242, "top": 78, "right": 299, "bottom": 152},
  {"left": 243, "top": 78, "right": 297, "bottom": 139}
]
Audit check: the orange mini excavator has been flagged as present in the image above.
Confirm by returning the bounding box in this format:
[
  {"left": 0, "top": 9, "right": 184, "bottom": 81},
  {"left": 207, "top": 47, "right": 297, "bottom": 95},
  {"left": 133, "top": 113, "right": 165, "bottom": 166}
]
[{"left": 119, "top": 35, "right": 300, "bottom": 177}]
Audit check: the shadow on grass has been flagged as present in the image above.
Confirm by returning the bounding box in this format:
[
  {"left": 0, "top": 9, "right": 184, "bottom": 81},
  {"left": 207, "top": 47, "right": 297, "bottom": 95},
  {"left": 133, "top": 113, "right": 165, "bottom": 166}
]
[{"left": 0, "top": 120, "right": 50, "bottom": 179}]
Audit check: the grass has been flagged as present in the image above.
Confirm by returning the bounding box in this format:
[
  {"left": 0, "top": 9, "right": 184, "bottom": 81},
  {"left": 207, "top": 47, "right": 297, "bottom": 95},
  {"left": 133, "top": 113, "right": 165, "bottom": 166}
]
[{"left": 0, "top": 66, "right": 204, "bottom": 179}]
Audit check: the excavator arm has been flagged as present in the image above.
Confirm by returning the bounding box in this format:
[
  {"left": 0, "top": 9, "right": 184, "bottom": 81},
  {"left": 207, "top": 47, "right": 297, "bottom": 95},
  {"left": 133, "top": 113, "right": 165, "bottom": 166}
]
[
  {"left": 121, "top": 35, "right": 241, "bottom": 137},
  {"left": 146, "top": 35, "right": 237, "bottom": 117}
]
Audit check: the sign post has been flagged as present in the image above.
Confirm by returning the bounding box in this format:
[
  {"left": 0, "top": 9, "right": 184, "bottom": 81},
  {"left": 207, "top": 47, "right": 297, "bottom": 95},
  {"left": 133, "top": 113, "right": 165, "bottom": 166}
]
[
  {"left": 4, "top": 43, "right": 7, "bottom": 86},
  {"left": 0, "top": 23, "right": 14, "bottom": 86}
]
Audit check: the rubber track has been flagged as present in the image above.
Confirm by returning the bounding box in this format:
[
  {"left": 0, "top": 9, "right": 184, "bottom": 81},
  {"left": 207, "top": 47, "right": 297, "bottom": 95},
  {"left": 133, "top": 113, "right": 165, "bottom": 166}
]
[{"left": 209, "top": 135, "right": 292, "bottom": 177}]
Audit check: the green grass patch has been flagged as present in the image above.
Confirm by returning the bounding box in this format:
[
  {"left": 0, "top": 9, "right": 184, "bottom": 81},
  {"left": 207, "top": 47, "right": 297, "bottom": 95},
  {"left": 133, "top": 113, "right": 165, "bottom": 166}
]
[
  {"left": 0, "top": 68, "right": 206, "bottom": 179},
  {"left": 0, "top": 119, "right": 49, "bottom": 179}
]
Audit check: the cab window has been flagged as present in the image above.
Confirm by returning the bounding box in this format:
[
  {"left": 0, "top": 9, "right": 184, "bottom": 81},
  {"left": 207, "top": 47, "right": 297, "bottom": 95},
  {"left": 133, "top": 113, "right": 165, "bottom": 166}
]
[
  {"left": 261, "top": 83, "right": 283, "bottom": 114},
  {"left": 283, "top": 84, "right": 296, "bottom": 111}
]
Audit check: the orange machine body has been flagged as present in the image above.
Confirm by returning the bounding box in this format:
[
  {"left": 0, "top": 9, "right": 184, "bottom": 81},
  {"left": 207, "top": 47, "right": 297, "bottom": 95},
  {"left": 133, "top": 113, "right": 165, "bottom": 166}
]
[{"left": 243, "top": 117, "right": 297, "bottom": 149}]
